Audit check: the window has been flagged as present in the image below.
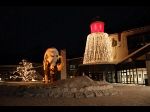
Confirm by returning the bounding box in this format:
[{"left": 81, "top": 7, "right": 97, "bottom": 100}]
[
  {"left": 139, "top": 74, "right": 141, "bottom": 78},
  {"left": 70, "top": 65, "right": 76, "bottom": 70},
  {"left": 112, "top": 38, "right": 117, "bottom": 47},
  {"left": 144, "top": 74, "right": 148, "bottom": 79},
  {"left": 127, "top": 75, "right": 132, "bottom": 78}
]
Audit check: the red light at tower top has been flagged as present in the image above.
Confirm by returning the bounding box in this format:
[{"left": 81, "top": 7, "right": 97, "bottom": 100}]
[{"left": 90, "top": 21, "right": 104, "bottom": 33}]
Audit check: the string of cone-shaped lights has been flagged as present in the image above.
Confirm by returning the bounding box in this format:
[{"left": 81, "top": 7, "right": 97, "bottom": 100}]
[{"left": 83, "top": 21, "right": 113, "bottom": 64}]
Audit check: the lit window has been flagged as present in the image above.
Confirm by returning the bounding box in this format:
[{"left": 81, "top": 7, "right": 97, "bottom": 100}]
[
  {"left": 144, "top": 74, "right": 148, "bottom": 79},
  {"left": 70, "top": 65, "right": 76, "bottom": 69}
]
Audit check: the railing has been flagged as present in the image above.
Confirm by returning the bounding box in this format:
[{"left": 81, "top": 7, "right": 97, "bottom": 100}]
[{"left": 0, "top": 63, "right": 43, "bottom": 81}]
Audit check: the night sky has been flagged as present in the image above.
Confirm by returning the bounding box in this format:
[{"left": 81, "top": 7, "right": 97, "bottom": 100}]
[{"left": 1, "top": 6, "right": 150, "bottom": 64}]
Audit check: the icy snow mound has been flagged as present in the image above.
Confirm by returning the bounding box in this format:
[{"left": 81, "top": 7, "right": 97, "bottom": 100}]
[{"left": 0, "top": 76, "right": 120, "bottom": 98}]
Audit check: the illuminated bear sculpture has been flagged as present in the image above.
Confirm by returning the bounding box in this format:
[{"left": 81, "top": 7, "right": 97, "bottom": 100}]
[{"left": 43, "top": 48, "right": 64, "bottom": 84}]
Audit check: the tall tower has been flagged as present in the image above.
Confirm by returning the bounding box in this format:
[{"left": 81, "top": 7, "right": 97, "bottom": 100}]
[{"left": 83, "top": 21, "right": 113, "bottom": 64}]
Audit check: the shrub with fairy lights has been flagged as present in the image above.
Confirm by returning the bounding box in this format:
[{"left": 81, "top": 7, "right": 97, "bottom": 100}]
[{"left": 11, "top": 59, "right": 39, "bottom": 81}]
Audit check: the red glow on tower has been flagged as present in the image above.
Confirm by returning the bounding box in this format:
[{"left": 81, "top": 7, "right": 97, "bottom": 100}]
[{"left": 90, "top": 21, "right": 104, "bottom": 33}]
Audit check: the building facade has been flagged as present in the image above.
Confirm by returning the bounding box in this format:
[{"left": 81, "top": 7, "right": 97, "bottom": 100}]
[{"left": 67, "top": 26, "right": 150, "bottom": 85}]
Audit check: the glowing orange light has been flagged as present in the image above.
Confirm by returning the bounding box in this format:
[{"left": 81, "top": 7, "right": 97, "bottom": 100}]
[{"left": 90, "top": 21, "right": 104, "bottom": 33}]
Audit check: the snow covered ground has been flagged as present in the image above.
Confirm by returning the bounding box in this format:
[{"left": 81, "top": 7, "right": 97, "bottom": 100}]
[{"left": 0, "top": 76, "right": 150, "bottom": 106}]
